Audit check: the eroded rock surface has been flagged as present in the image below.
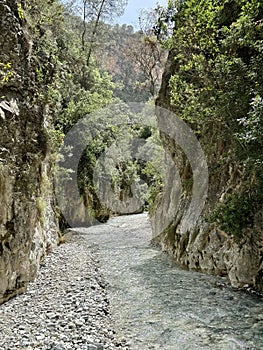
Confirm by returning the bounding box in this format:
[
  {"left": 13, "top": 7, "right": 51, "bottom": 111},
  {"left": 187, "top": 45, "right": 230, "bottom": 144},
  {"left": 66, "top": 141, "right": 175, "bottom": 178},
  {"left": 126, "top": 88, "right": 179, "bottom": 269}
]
[
  {"left": 151, "top": 51, "right": 263, "bottom": 293},
  {"left": 0, "top": 0, "right": 58, "bottom": 303}
]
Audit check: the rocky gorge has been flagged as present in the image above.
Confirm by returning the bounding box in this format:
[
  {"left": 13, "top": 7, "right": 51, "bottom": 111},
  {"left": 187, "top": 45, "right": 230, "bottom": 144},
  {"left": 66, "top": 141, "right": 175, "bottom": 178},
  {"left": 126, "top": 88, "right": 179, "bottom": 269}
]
[{"left": 0, "top": 0, "right": 262, "bottom": 340}]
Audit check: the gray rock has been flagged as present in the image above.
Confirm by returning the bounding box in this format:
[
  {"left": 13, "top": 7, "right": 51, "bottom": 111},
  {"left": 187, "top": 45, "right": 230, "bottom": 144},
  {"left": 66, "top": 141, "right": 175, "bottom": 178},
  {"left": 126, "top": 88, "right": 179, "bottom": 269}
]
[
  {"left": 0, "top": 0, "right": 58, "bottom": 304},
  {"left": 0, "top": 235, "right": 128, "bottom": 350}
]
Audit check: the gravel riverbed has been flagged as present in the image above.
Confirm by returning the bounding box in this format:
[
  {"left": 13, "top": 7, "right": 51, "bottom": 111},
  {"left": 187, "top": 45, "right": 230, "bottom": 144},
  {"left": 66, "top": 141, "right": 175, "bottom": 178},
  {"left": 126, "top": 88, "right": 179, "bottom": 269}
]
[
  {"left": 0, "top": 233, "right": 129, "bottom": 350},
  {"left": 1, "top": 214, "right": 263, "bottom": 350}
]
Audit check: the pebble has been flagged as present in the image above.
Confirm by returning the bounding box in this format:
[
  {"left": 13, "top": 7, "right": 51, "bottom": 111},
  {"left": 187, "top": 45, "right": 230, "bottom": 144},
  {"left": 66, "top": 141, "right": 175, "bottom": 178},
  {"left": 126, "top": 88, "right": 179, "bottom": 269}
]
[{"left": 0, "top": 234, "right": 129, "bottom": 350}]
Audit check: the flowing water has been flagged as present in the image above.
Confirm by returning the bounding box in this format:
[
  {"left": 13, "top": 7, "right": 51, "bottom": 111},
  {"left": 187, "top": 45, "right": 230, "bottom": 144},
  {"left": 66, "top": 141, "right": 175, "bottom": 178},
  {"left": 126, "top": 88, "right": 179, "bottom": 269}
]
[{"left": 77, "top": 213, "right": 263, "bottom": 350}]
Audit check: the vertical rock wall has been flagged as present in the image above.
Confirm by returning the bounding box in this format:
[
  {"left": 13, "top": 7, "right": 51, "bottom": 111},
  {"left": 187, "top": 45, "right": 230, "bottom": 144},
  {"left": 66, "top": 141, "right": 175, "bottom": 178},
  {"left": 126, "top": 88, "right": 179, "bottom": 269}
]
[
  {"left": 151, "top": 51, "right": 263, "bottom": 293},
  {"left": 0, "top": 0, "right": 58, "bottom": 303}
]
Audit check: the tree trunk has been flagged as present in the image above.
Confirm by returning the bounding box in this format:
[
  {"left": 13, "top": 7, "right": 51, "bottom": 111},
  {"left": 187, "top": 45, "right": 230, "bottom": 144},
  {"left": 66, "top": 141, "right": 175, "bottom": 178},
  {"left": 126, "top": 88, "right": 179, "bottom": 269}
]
[{"left": 86, "top": 0, "right": 106, "bottom": 66}]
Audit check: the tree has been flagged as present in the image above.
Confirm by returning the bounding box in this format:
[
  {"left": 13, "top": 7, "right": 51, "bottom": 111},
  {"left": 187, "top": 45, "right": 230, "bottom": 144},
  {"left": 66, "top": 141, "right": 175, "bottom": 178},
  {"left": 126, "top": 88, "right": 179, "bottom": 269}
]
[
  {"left": 124, "top": 34, "right": 167, "bottom": 97},
  {"left": 93, "top": 23, "right": 150, "bottom": 101},
  {"left": 63, "top": 0, "right": 128, "bottom": 65},
  {"left": 84, "top": 0, "right": 127, "bottom": 65},
  {"left": 20, "top": 0, "right": 164, "bottom": 226}
]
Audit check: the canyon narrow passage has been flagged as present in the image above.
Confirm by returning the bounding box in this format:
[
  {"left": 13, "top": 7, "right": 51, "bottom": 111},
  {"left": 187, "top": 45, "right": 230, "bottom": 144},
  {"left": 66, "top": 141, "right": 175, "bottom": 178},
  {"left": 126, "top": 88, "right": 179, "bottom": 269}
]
[
  {"left": 77, "top": 213, "right": 263, "bottom": 350},
  {"left": 1, "top": 213, "right": 262, "bottom": 350}
]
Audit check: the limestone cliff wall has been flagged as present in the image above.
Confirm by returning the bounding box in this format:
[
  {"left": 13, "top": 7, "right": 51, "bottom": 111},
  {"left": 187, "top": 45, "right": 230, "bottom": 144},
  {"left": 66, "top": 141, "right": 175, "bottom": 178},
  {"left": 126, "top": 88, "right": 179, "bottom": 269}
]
[
  {"left": 151, "top": 51, "right": 263, "bottom": 293},
  {"left": 0, "top": 0, "right": 58, "bottom": 303}
]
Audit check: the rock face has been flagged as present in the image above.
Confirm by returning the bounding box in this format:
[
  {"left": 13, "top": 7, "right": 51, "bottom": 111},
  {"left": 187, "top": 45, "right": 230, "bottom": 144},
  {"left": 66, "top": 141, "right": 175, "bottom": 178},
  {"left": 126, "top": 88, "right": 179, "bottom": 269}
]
[
  {"left": 151, "top": 51, "right": 263, "bottom": 293},
  {"left": 0, "top": 0, "right": 58, "bottom": 303}
]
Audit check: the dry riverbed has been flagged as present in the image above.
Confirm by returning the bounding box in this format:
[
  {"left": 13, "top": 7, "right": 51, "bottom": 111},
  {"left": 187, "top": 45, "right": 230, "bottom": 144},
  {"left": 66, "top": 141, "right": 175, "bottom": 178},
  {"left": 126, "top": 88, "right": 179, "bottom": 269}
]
[{"left": 0, "top": 233, "right": 129, "bottom": 350}]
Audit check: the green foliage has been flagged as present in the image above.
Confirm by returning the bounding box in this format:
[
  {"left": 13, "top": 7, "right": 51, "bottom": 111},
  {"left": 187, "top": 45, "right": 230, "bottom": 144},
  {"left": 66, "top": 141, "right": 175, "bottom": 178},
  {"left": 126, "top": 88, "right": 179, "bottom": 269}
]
[
  {"left": 237, "top": 95, "right": 263, "bottom": 163},
  {"left": 18, "top": 0, "right": 165, "bottom": 223},
  {"left": 155, "top": 0, "right": 263, "bottom": 236},
  {"left": 156, "top": 0, "right": 263, "bottom": 132},
  {"left": 0, "top": 62, "right": 14, "bottom": 85},
  {"left": 77, "top": 116, "right": 162, "bottom": 209},
  {"left": 55, "top": 67, "right": 115, "bottom": 134},
  {"left": 17, "top": 2, "right": 25, "bottom": 20},
  {"left": 48, "top": 127, "right": 65, "bottom": 153},
  {"left": 141, "top": 160, "right": 163, "bottom": 211},
  {"left": 207, "top": 192, "right": 255, "bottom": 241}
]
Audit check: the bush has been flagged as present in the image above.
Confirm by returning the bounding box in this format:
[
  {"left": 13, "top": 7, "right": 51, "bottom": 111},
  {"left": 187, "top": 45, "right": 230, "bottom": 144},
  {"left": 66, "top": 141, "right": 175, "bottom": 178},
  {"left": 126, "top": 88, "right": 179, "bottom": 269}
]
[{"left": 208, "top": 192, "right": 256, "bottom": 242}]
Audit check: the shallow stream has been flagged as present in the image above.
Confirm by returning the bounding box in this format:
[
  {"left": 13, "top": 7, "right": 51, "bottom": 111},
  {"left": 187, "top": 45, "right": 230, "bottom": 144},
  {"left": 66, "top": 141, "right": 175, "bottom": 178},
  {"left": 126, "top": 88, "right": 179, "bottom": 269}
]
[{"left": 78, "top": 213, "right": 263, "bottom": 350}]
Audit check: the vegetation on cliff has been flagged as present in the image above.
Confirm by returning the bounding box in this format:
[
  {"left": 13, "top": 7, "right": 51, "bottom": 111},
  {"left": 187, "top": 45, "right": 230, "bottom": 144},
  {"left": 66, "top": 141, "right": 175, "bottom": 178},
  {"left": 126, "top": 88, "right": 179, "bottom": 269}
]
[
  {"left": 2, "top": 0, "right": 261, "bottom": 237},
  {"left": 3, "top": 0, "right": 165, "bottom": 227},
  {"left": 155, "top": 0, "right": 263, "bottom": 242}
]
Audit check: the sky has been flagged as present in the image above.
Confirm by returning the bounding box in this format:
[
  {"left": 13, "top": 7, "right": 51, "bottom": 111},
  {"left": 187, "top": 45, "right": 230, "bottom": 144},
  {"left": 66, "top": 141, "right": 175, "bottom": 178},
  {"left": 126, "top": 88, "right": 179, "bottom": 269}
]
[{"left": 115, "top": 0, "right": 168, "bottom": 27}]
